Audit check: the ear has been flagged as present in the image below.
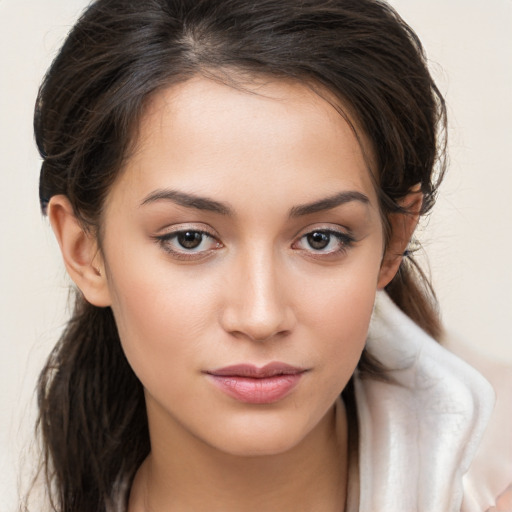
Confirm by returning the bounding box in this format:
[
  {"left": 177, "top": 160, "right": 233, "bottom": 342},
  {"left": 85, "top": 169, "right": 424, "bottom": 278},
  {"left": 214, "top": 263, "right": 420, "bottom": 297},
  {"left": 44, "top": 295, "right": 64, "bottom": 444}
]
[
  {"left": 48, "top": 195, "right": 112, "bottom": 307},
  {"left": 377, "top": 186, "right": 423, "bottom": 290}
]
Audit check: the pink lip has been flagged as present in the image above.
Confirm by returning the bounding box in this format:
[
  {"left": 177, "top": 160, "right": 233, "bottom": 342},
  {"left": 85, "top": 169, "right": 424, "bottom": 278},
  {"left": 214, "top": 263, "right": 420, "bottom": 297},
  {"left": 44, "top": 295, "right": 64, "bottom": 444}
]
[{"left": 205, "top": 363, "right": 306, "bottom": 404}]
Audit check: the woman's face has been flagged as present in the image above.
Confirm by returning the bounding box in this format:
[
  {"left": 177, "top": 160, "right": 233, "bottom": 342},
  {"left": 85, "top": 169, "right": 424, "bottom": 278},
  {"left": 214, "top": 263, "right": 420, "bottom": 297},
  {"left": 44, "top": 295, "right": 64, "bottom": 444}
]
[{"left": 100, "top": 77, "right": 386, "bottom": 456}]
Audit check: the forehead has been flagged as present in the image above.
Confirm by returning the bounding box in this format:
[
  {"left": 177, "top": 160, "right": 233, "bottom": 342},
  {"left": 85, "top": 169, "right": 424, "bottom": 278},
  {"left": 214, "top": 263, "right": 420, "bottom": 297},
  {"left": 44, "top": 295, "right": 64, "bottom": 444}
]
[{"left": 113, "top": 75, "right": 379, "bottom": 210}]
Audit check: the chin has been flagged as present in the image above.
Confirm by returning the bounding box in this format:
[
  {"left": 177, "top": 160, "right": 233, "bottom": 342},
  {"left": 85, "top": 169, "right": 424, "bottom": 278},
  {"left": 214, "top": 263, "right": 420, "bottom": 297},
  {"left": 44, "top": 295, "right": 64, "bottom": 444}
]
[
  {"left": 201, "top": 409, "right": 325, "bottom": 458},
  {"left": 212, "top": 430, "right": 303, "bottom": 458}
]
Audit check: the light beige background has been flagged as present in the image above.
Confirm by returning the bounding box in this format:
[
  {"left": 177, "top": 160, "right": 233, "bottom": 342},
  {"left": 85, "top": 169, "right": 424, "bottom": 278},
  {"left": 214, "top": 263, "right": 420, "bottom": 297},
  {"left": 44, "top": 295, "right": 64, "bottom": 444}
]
[{"left": 1, "top": 0, "right": 511, "bottom": 509}]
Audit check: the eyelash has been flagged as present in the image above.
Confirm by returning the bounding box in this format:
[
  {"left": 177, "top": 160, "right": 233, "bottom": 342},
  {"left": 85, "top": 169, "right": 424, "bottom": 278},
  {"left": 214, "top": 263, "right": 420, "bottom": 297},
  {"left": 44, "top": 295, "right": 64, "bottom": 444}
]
[
  {"left": 153, "top": 226, "right": 355, "bottom": 261},
  {"left": 154, "top": 228, "right": 222, "bottom": 261},
  {"left": 292, "top": 228, "right": 355, "bottom": 257}
]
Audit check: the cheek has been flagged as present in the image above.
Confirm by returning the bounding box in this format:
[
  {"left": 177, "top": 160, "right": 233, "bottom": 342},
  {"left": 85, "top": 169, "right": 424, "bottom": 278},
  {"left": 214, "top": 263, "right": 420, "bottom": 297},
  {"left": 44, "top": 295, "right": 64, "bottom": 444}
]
[
  {"left": 297, "top": 249, "right": 382, "bottom": 377},
  {"left": 303, "top": 247, "right": 380, "bottom": 325},
  {"left": 104, "top": 253, "right": 220, "bottom": 383},
  {"left": 311, "top": 284, "right": 375, "bottom": 371}
]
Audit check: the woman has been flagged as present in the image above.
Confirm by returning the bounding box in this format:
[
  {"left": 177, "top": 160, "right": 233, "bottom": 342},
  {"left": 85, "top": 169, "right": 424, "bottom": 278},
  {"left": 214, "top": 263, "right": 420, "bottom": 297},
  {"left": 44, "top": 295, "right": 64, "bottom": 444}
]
[{"left": 29, "top": 0, "right": 510, "bottom": 510}]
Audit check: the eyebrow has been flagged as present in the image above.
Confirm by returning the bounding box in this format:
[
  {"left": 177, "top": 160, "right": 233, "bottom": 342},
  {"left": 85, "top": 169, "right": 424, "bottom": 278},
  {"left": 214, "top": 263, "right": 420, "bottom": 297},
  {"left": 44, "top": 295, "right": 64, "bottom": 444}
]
[
  {"left": 140, "top": 188, "right": 370, "bottom": 217},
  {"left": 140, "top": 189, "right": 233, "bottom": 215},
  {"left": 289, "top": 191, "right": 370, "bottom": 217}
]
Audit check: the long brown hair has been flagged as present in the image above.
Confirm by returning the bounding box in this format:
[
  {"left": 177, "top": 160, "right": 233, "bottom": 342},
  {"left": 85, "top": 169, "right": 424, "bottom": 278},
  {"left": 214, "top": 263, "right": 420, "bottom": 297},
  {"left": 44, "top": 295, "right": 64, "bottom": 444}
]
[{"left": 30, "top": 0, "right": 446, "bottom": 510}]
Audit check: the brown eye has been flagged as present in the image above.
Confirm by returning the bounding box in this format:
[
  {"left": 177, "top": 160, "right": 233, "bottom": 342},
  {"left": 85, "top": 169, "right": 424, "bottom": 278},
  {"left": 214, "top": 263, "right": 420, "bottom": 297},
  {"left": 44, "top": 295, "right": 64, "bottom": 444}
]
[
  {"left": 177, "top": 231, "right": 204, "bottom": 249},
  {"left": 306, "top": 232, "right": 330, "bottom": 250},
  {"left": 155, "top": 228, "right": 222, "bottom": 259},
  {"left": 292, "top": 228, "right": 355, "bottom": 257}
]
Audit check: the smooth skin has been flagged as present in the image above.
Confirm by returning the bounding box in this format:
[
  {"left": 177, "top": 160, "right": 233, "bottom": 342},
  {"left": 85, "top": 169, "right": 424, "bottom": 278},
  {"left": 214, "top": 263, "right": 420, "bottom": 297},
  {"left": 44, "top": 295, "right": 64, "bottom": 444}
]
[{"left": 49, "top": 76, "right": 421, "bottom": 512}]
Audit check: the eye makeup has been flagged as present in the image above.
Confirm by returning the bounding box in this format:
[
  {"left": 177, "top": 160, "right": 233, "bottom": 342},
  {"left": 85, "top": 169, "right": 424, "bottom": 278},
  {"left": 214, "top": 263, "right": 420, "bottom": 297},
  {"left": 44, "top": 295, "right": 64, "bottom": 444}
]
[
  {"left": 152, "top": 223, "right": 223, "bottom": 261},
  {"left": 291, "top": 225, "right": 356, "bottom": 260},
  {"left": 152, "top": 219, "right": 357, "bottom": 265}
]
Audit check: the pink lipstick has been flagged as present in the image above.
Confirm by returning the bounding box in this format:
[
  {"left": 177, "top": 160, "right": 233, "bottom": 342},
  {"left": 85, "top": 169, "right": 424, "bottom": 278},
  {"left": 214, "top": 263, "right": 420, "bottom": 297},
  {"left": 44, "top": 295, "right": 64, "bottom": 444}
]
[{"left": 205, "top": 362, "right": 306, "bottom": 404}]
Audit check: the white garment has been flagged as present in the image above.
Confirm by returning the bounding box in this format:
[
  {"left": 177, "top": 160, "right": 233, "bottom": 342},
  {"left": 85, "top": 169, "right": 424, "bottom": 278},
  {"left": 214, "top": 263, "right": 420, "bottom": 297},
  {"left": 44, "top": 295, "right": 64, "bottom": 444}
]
[{"left": 354, "top": 291, "right": 512, "bottom": 512}]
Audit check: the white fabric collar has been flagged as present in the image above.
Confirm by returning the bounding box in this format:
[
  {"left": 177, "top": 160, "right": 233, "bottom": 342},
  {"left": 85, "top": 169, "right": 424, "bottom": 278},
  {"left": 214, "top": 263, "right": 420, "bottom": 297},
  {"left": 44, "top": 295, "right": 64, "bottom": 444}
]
[{"left": 353, "top": 291, "right": 495, "bottom": 512}]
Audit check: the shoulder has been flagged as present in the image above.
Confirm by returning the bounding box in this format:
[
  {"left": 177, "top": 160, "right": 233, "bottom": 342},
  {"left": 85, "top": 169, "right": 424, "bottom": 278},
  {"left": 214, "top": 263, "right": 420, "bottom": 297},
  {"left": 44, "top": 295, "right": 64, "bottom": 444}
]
[
  {"left": 355, "top": 292, "right": 510, "bottom": 511},
  {"left": 444, "top": 335, "right": 512, "bottom": 512}
]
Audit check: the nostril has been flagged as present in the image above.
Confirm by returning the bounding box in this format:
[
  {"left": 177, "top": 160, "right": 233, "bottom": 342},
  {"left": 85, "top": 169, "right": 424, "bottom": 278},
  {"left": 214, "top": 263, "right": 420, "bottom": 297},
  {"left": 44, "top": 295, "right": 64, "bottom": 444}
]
[{"left": 227, "top": 327, "right": 290, "bottom": 343}]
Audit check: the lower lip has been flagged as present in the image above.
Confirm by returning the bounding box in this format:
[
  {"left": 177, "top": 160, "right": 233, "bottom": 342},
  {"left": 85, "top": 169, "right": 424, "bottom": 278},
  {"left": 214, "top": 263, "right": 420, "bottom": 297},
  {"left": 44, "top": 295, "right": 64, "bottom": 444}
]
[{"left": 207, "top": 373, "right": 303, "bottom": 404}]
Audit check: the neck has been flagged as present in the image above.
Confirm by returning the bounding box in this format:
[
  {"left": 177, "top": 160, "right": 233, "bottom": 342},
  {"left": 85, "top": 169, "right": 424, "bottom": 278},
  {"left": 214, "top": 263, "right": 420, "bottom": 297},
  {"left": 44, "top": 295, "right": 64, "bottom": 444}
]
[{"left": 129, "top": 400, "right": 349, "bottom": 512}]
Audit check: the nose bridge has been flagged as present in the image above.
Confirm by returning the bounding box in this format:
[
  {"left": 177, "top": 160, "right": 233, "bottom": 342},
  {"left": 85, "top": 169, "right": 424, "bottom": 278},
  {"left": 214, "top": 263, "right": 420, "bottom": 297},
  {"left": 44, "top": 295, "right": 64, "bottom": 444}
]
[
  {"left": 245, "top": 246, "right": 280, "bottom": 312},
  {"left": 222, "top": 242, "right": 292, "bottom": 341}
]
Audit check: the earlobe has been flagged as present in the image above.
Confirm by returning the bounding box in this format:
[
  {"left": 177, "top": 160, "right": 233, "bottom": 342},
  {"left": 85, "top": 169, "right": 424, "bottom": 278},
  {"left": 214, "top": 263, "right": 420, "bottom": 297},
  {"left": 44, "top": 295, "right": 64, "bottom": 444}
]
[
  {"left": 377, "top": 187, "right": 423, "bottom": 290},
  {"left": 48, "top": 195, "right": 111, "bottom": 307}
]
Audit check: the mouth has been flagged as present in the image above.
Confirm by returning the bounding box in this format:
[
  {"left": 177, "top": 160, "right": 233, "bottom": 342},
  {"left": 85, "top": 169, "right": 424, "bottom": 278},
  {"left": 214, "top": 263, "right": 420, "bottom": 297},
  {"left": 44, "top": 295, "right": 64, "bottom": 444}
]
[{"left": 204, "top": 362, "right": 307, "bottom": 404}]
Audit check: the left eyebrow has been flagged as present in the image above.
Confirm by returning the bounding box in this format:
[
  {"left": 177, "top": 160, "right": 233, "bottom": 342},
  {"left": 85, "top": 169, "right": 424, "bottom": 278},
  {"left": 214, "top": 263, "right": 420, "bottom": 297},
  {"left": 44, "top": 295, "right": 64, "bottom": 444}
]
[{"left": 289, "top": 191, "right": 370, "bottom": 217}]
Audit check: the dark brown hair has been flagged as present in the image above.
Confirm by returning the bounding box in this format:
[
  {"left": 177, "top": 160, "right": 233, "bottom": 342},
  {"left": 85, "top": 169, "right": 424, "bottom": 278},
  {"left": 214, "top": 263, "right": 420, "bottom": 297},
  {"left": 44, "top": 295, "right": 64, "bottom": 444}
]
[{"left": 31, "top": 0, "right": 446, "bottom": 510}]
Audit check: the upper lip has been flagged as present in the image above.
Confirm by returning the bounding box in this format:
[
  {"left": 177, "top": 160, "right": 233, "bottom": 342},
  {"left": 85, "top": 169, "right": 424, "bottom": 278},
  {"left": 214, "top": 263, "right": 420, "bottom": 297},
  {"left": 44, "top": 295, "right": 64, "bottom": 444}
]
[{"left": 206, "top": 362, "right": 306, "bottom": 378}]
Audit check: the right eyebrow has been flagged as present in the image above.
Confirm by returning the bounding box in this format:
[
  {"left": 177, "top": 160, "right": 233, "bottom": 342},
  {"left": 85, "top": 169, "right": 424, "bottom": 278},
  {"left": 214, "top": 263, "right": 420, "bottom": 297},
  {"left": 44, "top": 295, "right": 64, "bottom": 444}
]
[{"left": 140, "top": 188, "right": 233, "bottom": 216}]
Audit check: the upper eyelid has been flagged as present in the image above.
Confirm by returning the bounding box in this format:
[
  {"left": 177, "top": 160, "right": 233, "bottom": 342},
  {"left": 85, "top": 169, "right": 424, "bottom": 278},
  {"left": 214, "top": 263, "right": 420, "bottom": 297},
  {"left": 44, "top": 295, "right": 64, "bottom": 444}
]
[
  {"left": 156, "top": 223, "right": 219, "bottom": 237},
  {"left": 293, "top": 226, "right": 355, "bottom": 247},
  {"left": 156, "top": 230, "right": 220, "bottom": 248},
  {"left": 155, "top": 225, "right": 353, "bottom": 243},
  {"left": 293, "top": 223, "right": 354, "bottom": 239},
  {"left": 154, "top": 221, "right": 354, "bottom": 240},
  {"left": 154, "top": 229, "right": 222, "bottom": 259},
  {"left": 159, "top": 228, "right": 214, "bottom": 238},
  {"left": 153, "top": 227, "right": 353, "bottom": 261},
  {"left": 295, "top": 230, "right": 354, "bottom": 245}
]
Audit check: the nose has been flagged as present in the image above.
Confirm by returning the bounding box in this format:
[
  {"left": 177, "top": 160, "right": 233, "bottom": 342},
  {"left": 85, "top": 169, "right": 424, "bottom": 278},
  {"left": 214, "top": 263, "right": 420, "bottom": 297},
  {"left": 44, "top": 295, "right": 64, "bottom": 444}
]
[{"left": 219, "top": 249, "right": 295, "bottom": 342}]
